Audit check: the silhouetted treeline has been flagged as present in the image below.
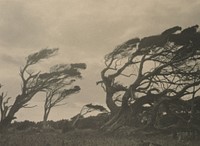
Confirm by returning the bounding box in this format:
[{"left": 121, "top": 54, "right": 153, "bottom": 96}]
[{"left": 9, "top": 113, "right": 110, "bottom": 133}]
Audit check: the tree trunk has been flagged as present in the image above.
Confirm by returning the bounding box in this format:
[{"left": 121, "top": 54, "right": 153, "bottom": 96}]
[
  {"left": 43, "top": 107, "right": 50, "bottom": 129},
  {"left": 101, "top": 93, "right": 158, "bottom": 132},
  {"left": 101, "top": 75, "right": 119, "bottom": 115},
  {"left": 101, "top": 106, "right": 131, "bottom": 132},
  {"left": 106, "top": 92, "right": 119, "bottom": 115},
  {"left": 72, "top": 113, "right": 81, "bottom": 127},
  {"left": 0, "top": 96, "right": 22, "bottom": 131},
  {"left": 1, "top": 111, "right": 5, "bottom": 122},
  {"left": 0, "top": 114, "right": 16, "bottom": 132}
]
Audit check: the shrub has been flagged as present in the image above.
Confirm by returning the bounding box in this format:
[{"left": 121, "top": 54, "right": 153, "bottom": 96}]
[
  {"left": 62, "top": 120, "right": 74, "bottom": 133},
  {"left": 75, "top": 113, "right": 110, "bottom": 129},
  {"left": 12, "top": 120, "right": 36, "bottom": 131}
]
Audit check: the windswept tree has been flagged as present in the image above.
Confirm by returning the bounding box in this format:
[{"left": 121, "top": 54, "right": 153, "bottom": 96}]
[
  {"left": 43, "top": 63, "right": 86, "bottom": 128},
  {"left": 0, "top": 48, "right": 86, "bottom": 131},
  {"left": 72, "top": 103, "right": 108, "bottom": 127},
  {"left": 98, "top": 25, "right": 200, "bottom": 133}
]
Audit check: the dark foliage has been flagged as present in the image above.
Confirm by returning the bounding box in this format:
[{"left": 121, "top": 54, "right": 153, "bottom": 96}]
[
  {"left": 12, "top": 120, "right": 37, "bottom": 131},
  {"left": 75, "top": 113, "right": 110, "bottom": 129},
  {"left": 61, "top": 120, "right": 74, "bottom": 133}
]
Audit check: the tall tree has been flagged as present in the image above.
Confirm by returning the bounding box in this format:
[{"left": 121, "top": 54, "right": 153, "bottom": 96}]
[
  {"left": 0, "top": 48, "right": 86, "bottom": 131},
  {"left": 42, "top": 63, "right": 86, "bottom": 127},
  {"left": 99, "top": 25, "right": 200, "bottom": 133}
]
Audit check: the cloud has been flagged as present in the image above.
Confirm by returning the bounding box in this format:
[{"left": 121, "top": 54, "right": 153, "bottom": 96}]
[
  {"left": 1, "top": 54, "right": 23, "bottom": 66},
  {"left": 0, "top": 1, "right": 48, "bottom": 49}
]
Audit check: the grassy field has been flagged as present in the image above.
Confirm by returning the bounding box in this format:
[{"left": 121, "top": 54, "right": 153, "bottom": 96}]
[{"left": 0, "top": 129, "right": 200, "bottom": 146}]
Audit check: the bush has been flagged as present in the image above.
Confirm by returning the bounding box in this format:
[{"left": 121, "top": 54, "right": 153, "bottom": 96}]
[
  {"left": 75, "top": 113, "right": 110, "bottom": 129},
  {"left": 12, "top": 120, "right": 36, "bottom": 131},
  {"left": 62, "top": 120, "right": 74, "bottom": 133}
]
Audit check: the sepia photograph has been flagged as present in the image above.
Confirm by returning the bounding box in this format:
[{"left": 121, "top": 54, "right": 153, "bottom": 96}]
[{"left": 1, "top": 0, "right": 200, "bottom": 145}]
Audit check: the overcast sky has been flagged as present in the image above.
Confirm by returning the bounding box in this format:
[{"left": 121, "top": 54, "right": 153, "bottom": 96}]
[{"left": 1, "top": 0, "right": 200, "bottom": 121}]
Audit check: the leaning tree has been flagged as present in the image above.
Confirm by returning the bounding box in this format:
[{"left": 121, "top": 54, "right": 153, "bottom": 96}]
[
  {"left": 71, "top": 103, "right": 108, "bottom": 127},
  {"left": 0, "top": 48, "right": 86, "bottom": 131},
  {"left": 98, "top": 25, "right": 200, "bottom": 133},
  {"left": 43, "top": 63, "right": 86, "bottom": 128}
]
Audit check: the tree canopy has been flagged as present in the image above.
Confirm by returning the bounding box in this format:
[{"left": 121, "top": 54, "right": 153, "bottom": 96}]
[
  {"left": 43, "top": 64, "right": 86, "bottom": 128},
  {"left": 99, "top": 25, "right": 200, "bottom": 133},
  {"left": 0, "top": 48, "right": 86, "bottom": 130}
]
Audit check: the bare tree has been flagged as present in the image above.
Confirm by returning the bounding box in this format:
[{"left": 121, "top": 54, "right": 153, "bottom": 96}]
[
  {"left": 42, "top": 63, "right": 86, "bottom": 128},
  {"left": 0, "top": 48, "right": 86, "bottom": 131},
  {"left": 98, "top": 25, "right": 200, "bottom": 133},
  {"left": 0, "top": 86, "right": 11, "bottom": 122}
]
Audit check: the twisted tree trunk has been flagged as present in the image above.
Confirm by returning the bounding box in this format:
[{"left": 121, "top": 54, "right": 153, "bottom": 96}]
[
  {"left": 0, "top": 95, "right": 26, "bottom": 132},
  {"left": 43, "top": 107, "right": 50, "bottom": 128}
]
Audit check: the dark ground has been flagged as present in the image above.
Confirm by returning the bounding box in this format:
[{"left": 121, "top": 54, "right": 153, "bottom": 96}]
[{"left": 0, "top": 128, "right": 200, "bottom": 146}]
